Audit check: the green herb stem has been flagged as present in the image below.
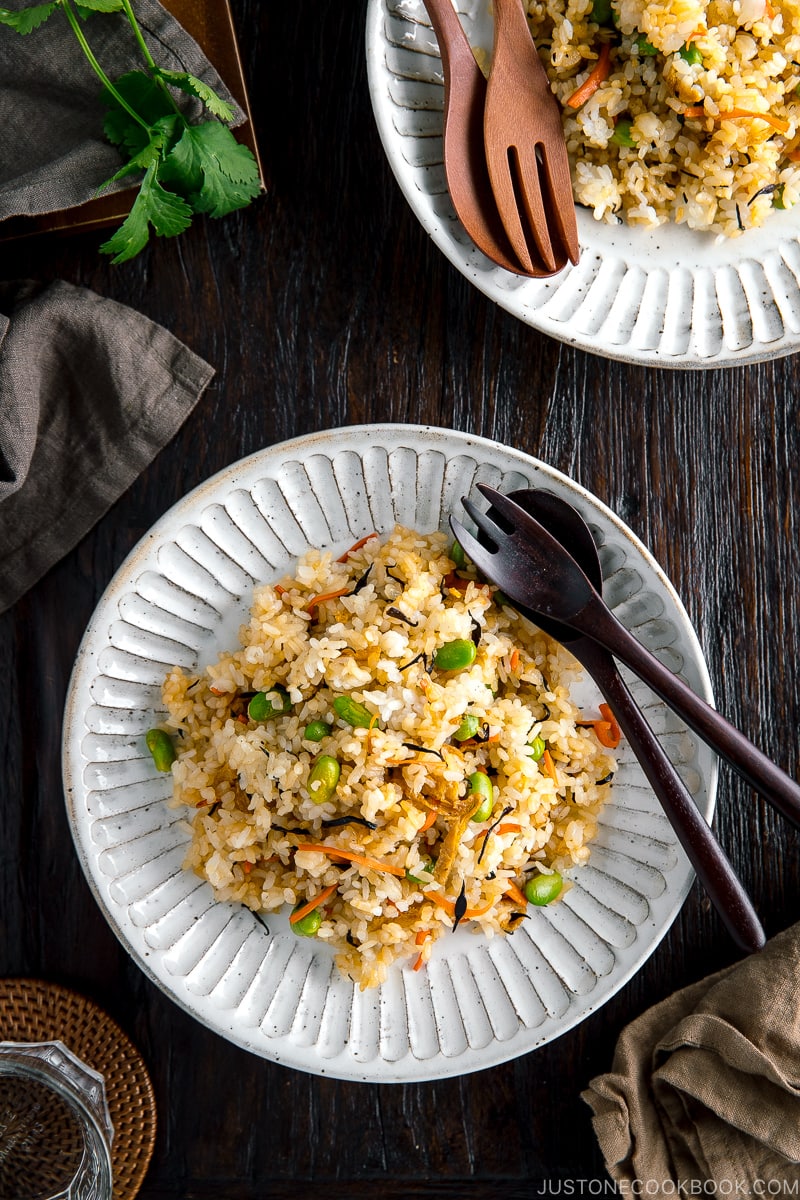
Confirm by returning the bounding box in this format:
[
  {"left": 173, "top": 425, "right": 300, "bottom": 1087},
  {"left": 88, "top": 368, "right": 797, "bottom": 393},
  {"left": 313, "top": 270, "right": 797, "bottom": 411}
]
[
  {"left": 119, "top": 0, "right": 156, "bottom": 68},
  {"left": 119, "top": 0, "right": 183, "bottom": 117},
  {"left": 60, "top": 0, "right": 150, "bottom": 132}
]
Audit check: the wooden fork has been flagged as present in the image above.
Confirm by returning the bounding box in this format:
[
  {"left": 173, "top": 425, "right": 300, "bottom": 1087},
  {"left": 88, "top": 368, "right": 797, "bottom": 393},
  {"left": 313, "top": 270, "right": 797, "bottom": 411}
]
[{"left": 484, "top": 0, "right": 580, "bottom": 274}]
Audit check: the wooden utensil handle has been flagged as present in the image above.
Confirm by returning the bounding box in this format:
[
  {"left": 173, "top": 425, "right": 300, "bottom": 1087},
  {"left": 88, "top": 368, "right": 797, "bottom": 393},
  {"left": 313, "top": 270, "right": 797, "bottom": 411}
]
[
  {"left": 585, "top": 648, "right": 765, "bottom": 953},
  {"left": 421, "top": 0, "right": 476, "bottom": 79},
  {"left": 587, "top": 596, "right": 800, "bottom": 828}
]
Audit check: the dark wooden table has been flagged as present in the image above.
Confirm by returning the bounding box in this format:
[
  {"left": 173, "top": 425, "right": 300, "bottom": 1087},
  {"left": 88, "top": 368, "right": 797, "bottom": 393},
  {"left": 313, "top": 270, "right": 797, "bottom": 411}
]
[{"left": 2, "top": 1, "right": 800, "bottom": 1195}]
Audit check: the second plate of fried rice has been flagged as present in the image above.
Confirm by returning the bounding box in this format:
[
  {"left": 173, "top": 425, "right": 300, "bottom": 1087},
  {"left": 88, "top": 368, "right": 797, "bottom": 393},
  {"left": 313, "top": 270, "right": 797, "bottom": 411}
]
[{"left": 367, "top": 0, "right": 800, "bottom": 366}]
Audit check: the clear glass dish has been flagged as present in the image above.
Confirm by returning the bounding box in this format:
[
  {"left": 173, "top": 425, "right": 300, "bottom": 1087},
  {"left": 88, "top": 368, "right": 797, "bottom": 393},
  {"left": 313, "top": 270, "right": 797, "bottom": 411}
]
[{"left": 0, "top": 1040, "right": 113, "bottom": 1200}]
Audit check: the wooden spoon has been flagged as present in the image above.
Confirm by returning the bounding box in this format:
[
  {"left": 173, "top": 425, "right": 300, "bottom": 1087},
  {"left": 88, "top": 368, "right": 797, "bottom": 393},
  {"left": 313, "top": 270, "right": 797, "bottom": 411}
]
[{"left": 421, "top": 0, "right": 529, "bottom": 274}]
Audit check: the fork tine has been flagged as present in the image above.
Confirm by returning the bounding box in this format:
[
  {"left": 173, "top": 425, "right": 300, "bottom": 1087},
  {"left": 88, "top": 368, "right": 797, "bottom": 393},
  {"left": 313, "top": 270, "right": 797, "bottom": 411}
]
[
  {"left": 486, "top": 146, "right": 557, "bottom": 274},
  {"left": 475, "top": 484, "right": 550, "bottom": 543},
  {"left": 449, "top": 515, "right": 494, "bottom": 568},
  {"left": 458, "top": 496, "right": 515, "bottom": 548},
  {"left": 484, "top": 148, "right": 539, "bottom": 275},
  {"left": 539, "top": 147, "right": 580, "bottom": 266},
  {"left": 512, "top": 144, "right": 558, "bottom": 273}
]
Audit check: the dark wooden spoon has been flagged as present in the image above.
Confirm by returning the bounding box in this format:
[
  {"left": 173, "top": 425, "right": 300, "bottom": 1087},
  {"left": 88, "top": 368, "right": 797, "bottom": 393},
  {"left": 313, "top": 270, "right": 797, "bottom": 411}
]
[{"left": 489, "top": 488, "right": 765, "bottom": 955}]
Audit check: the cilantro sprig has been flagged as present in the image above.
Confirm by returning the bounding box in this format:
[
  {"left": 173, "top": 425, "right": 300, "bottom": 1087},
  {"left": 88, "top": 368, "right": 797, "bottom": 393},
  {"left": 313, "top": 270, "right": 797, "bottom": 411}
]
[{"left": 0, "top": 0, "right": 261, "bottom": 261}]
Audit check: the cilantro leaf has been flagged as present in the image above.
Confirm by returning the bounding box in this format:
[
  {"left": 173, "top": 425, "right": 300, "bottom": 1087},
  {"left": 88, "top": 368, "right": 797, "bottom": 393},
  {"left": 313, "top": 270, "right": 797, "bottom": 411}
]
[
  {"left": 102, "top": 70, "right": 173, "bottom": 156},
  {"left": 100, "top": 162, "right": 192, "bottom": 263},
  {"left": 96, "top": 131, "right": 166, "bottom": 193},
  {"left": 161, "top": 121, "right": 261, "bottom": 217},
  {"left": 154, "top": 68, "right": 235, "bottom": 122},
  {"left": 189, "top": 121, "right": 259, "bottom": 185},
  {"left": 157, "top": 124, "right": 203, "bottom": 194},
  {"left": 0, "top": 3, "right": 58, "bottom": 33}
]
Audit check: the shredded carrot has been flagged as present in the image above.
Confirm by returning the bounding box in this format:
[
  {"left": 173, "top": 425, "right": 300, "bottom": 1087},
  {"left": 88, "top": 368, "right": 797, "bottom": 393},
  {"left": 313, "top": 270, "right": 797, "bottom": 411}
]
[
  {"left": 509, "top": 648, "right": 520, "bottom": 672},
  {"left": 304, "top": 586, "right": 350, "bottom": 613},
  {"left": 412, "top": 953, "right": 425, "bottom": 971},
  {"left": 336, "top": 533, "right": 378, "bottom": 562},
  {"left": 579, "top": 703, "right": 622, "bottom": 748},
  {"left": 541, "top": 748, "right": 558, "bottom": 783},
  {"left": 765, "top": 0, "right": 775, "bottom": 17},
  {"left": 208, "top": 685, "right": 226, "bottom": 696},
  {"left": 432, "top": 892, "right": 495, "bottom": 919},
  {"left": 683, "top": 105, "right": 790, "bottom": 133},
  {"left": 485, "top": 732, "right": 501, "bottom": 744},
  {"left": 443, "top": 572, "right": 468, "bottom": 591},
  {"left": 274, "top": 584, "right": 286, "bottom": 596},
  {"left": 296, "top": 844, "right": 406, "bottom": 877},
  {"left": 493, "top": 822, "right": 522, "bottom": 836},
  {"left": 289, "top": 882, "right": 339, "bottom": 925},
  {"left": 787, "top": 148, "right": 800, "bottom": 161},
  {"left": 420, "top": 810, "right": 438, "bottom": 833},
  {"left": 443, "top": 572, "right": 489, "bottom": 592},
  {"left": 596, "top": 702, "right": 622, "bottom": 749},
  {"left": 242, "top": 861, "right": 252, "bottom": 874},
  {"left": 415, "top": 929, "right": 429, "bottom": 946},
  {"left": 503, "top": 881, "right": 529, "bottom": 908},
  {"left": 566, "top": 42, "right": 612, "bottom": 109}
]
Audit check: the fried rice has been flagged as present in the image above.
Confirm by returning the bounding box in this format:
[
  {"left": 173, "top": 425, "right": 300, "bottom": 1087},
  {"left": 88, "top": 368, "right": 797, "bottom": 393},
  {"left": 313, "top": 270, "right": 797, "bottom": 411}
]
[
  {"left": 158, "top": 525, "right": 616, "bottom": 989},
  {"left": 522, "top": 0, "right": 800, "bottom": 234}
]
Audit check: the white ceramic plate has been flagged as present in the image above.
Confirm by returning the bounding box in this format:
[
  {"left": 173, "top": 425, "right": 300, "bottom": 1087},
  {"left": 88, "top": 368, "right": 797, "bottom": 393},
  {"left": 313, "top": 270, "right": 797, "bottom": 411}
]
[
  {"left": 62, "top": 425, "right": 716, "bottom": 1081},
  {"left": 365, "top": 0, "right": 800, "bottom": 368}
]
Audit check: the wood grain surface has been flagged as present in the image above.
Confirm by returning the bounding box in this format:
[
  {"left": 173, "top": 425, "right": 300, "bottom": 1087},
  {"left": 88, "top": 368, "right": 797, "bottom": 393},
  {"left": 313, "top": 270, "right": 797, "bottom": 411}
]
[{"left": 2, "top": 2, "right": 800, "bottom": 1195}]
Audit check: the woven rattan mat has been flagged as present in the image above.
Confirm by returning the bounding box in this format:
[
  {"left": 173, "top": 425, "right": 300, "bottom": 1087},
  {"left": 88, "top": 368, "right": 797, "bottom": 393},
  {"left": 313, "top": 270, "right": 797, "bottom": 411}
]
[{"left": 0, "top": 978, "right": 156, "bottom": 1200}]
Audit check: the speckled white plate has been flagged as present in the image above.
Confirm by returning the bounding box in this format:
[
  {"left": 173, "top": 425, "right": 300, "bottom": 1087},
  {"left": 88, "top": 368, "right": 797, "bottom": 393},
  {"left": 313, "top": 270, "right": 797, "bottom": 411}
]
[
  {"left": 365, "top": 0, "right": 800, "bottom": 368},
  {"left": 62, "top": 425, "right": 717, "bottom": 1081}
]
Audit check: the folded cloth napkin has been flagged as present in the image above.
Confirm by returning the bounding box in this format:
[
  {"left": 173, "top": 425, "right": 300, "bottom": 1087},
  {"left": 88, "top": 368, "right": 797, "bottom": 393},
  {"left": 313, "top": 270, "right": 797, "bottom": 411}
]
[
  {"left": 0, "top": 0, "right": 243, "bottom": 221},
  {"left": 0, "top": 279, "right": 213, "bottom": 613},
  {"left": 583, "top": 921, "right": 800, "bottom": 1193}
]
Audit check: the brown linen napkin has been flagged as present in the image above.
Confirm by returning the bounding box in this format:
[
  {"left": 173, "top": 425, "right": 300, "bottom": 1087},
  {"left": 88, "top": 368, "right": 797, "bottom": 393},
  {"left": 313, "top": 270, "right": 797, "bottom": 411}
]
[
  {"left": 0, "top": 0, "right": 243, "bottom": 221},
  {"left": 583, "top": 921, "right": 800, "bottom": 1192},
  {"left": 0, "top": 279, "right": 213, "bottom": 613}
]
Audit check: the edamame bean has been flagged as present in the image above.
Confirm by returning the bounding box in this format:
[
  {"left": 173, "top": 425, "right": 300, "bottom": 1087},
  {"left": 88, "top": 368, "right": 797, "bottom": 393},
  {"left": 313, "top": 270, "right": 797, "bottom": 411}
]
[
  {"left": 591, "top": 0, "right": 613, "bottom": 22},
  {"left": 304, "top": 719, "right": 332, "bottom": 742},
  {"left": 528, "top": 736, "right": 546, "bottom": 761},
  {"left": 453, "top": 713, "right": 481, "bottom": 742},
  {"left": 433, "top": 639, "right": 477, "bottom": 672},
  {"left": 248, "top": 686, "right": 292, "bottom": 721},
  {"left": 634, "top": 35, "right": 658, "bottom": 54},
  {"left": 332, "top": 695, "right": 375, "bottom": 728},
  {"left": 525, "top": 872, "right": 563, "bottom": 906},
  {"left": 610, "top": 119, "right": 636, "bottom": 147},
  {"left": 679, "top": 41, "right": 702, "bottom": 64},
  {"left": 291, "top": 906, "right": 322, "bottom": 936},
  {"left": 450, "top": 540, "right": 466, "bottom": 569},
  {"left": 146, "top": 728, "right": 175, "bottom": 772},
  {"left": 307, "top": 755, "right": 341, "bottom": 804},
  {"left": 468, "top": 771, "right": 493, "bottom": 822}
]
